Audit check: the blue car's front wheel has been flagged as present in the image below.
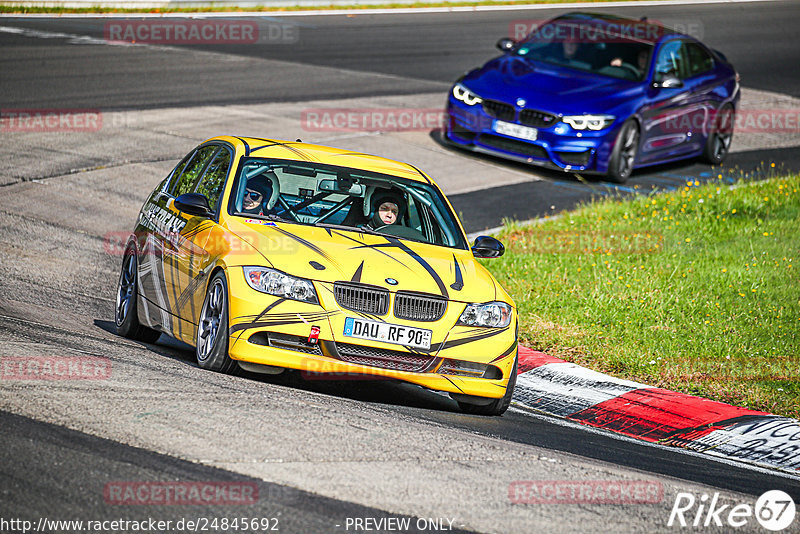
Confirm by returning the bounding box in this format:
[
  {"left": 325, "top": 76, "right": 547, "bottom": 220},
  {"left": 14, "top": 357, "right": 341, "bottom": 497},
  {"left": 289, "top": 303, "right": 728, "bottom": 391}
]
[
  {"left": 703, "top": 104, "right": 735, "bottom": 165},
  {"left": 607, "top": 119, "right": 639, "bottom": 183}
]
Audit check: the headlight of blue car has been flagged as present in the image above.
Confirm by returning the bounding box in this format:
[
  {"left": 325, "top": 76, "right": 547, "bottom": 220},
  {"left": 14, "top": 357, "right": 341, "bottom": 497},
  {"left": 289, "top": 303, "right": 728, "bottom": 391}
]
[
  {"left": 452, "top": 83, "right": 484, "bottom": 106},
  {"left": 562, "top": 115, "right": 616, "bottom": 131}
]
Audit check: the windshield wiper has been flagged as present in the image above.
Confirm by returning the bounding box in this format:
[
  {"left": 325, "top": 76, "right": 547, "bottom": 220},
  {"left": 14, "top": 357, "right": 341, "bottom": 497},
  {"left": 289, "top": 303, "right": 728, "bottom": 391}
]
[
  {"left": 316, "top": 222, "right": 383, "bottom": 236},
  {"left": 236, "top": 212, "right": 291, "bottom": 223}
]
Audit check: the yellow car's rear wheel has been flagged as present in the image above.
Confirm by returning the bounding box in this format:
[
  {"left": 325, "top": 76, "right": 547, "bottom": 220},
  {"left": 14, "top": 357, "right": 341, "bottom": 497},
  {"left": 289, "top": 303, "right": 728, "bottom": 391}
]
[{"left": 115, "top": 243, "right": 160, "bottom": 343}]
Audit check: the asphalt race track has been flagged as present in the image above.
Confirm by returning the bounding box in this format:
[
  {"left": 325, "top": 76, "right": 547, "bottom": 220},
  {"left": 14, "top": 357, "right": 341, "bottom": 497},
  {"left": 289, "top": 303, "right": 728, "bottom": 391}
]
[{"left": 1, "top": 1, "right": 800, "bottom": 532}]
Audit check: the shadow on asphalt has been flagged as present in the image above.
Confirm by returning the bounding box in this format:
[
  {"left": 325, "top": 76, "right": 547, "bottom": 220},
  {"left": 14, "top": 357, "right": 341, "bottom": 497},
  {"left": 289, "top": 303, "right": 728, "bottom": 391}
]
[{"left": 94, "top": 318, "right": 461, "bottom": 413}]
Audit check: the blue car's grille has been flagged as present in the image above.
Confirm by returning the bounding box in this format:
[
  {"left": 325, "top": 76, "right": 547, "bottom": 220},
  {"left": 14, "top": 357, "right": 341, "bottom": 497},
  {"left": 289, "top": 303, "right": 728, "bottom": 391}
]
[
  {"left": 519, "top": 109, "right": 558, "bottom": 128},
  {"left": 481, "top": 99, "right": 515, "bottom": 122},
  {"left": 479, "top": 134, "right": 548, "bottom": 159}
]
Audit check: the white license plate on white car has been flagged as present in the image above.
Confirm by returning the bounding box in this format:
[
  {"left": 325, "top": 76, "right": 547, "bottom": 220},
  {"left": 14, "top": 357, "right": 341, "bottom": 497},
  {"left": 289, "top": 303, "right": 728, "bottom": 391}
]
[
  {"left": 493, "top": 120, "right": 538, "bottom": 141},
  {"left": 343, "top": 317, "right": 431, "bottom": 350}
]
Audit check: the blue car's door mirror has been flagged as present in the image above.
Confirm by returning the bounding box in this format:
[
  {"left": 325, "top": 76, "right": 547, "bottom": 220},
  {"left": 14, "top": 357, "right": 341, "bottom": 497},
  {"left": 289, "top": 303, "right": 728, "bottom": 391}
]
[
  {"left": 496, "top": 38, "right": 515, "bottom": 53},
  {"left": 654, "top": 75, "right": 684, "bottom": 89}
]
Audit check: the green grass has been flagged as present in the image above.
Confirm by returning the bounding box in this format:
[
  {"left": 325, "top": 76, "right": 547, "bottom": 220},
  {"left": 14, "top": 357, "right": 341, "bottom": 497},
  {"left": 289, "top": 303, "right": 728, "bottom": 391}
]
[
  {"left": 486, "top": 173, "right": 800, "bottom": 419},
  {"left": 0, "top": 0, "right": 667, "bottom": 14}
]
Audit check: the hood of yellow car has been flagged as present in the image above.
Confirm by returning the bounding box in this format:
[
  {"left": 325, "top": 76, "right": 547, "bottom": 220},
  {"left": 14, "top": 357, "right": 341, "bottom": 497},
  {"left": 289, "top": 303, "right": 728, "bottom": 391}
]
[{"left": 225, "top": 218, "right": 507, "bottom": 305}]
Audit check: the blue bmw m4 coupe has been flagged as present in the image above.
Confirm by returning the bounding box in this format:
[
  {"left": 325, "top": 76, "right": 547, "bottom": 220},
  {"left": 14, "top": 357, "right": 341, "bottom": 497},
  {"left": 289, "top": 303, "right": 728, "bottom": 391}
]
[{"left": 444, "top": 13, "right": 740, "bottom": 182}]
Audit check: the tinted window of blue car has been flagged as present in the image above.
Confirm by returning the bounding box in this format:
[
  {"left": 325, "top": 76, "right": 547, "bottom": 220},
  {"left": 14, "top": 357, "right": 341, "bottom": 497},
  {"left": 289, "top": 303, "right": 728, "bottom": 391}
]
[
  {"left": 685, "top": 42, "right": 715, "bottom": 77},
  {"left": 514, "top": 21, "right": 654, "bottom": 81}
]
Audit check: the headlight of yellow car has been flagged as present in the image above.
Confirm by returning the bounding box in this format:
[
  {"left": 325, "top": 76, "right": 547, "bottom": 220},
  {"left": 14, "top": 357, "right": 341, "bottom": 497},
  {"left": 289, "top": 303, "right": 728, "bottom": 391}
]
[
  {"left": 457, "top": 301, "right": 512, "bottom": 328},
  {"left": 243, "top": 266, "right": 319, "bottom": 305}
]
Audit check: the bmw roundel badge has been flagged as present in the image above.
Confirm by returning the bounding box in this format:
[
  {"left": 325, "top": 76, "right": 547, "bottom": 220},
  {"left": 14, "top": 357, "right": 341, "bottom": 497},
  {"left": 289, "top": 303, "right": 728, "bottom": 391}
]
[
  {"left": 516, "top": 98, "right": 526, "bottom": 107},
  {"left": 385, "top": 278, "right": 398, "bottom": 286}
]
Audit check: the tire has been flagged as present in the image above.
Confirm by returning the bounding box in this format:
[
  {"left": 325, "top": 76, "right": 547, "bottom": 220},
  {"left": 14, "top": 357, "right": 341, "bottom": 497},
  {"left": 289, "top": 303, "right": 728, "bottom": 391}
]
[
  {"left": 607, "top": 119, "right": 640, "bottom": 183},
  {"left": 702, "top": 104, "right": 734, "bottom": 165},
  {"left": 457, "top": 356, "right": 517, "bottom": 416},
  {"left": 115, "top": 244, "right": 161, "bottom": 343},
  {"left": 196, "top": 271, "right": 239, "bottom": 374}
]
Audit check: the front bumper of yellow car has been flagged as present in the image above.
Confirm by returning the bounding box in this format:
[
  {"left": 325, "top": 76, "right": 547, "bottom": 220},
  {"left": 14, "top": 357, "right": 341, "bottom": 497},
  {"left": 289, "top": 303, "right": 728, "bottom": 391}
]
[{"left": 226, "top": 274, "right": 517, "bottom": 399}]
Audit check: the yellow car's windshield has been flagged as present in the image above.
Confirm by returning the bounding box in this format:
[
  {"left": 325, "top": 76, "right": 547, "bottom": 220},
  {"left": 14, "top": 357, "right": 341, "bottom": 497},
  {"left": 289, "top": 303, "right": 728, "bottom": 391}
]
[{"left": 228, "top": 157, "right": 468, "bottom": 250}]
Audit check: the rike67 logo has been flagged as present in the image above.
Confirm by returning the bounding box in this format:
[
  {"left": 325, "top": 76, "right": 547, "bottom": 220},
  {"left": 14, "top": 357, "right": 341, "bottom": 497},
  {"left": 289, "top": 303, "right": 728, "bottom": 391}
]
[{"left": 668, "top": 490, "right": 796, "bottom": 531}]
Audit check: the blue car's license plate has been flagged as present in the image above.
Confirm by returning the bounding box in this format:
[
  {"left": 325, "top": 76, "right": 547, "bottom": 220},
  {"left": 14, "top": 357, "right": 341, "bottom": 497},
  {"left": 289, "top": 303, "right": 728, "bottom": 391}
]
[{"left": 493, "top": 120, "right": 538, "bottom": 141}]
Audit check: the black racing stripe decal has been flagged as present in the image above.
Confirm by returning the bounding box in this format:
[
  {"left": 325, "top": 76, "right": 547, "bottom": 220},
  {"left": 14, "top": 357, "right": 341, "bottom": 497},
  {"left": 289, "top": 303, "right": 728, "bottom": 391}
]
[
  {"left": 231, "top": 310, "right": 335, "bottom": 322},
  {"left": 270, "top": 226, "right": 337, "bottom": 265},
  {"left": 270, "top": 141, "right": 317, "bottom": 162},
  {"left": 439, "top": 326, "right": 510, "bottom": 351},
  {"left": 350, "top": 311, "right": 386, "bottom": 322},
  {"left": 245, "top": 138, "right": 318, "bottom": 161},
  {"left": 236, "top": 311, "right": 332, "bottom": 320},
  {"left": 229, "top": 311, "right": 338, "bottom": 335},
  {"left": 450, "top": 254, "right": 464, "bottom": 291},
  {"left": 234, "top": 137, "right": 251, "bottom": 157},
  {"left": 386, "top": 237, "right": 448, "bottom": 298},
  {"left": 441, "top": 375, "right": 464, "bottom": 393},
  {"left": 351, "top": 261, "right": 364, "bottom": 283},
  {"left": 229, "top": 318, "right": 308, "bottom": 334},
  {"left": 176, "top": 270, "right": 207, "bottom": 316},
  {"left": 347, "top": 238, "right": 448, "bottom": 297},
  {"left": 253, "top": 298, "right": 288, "bottom": 322},
  {"left": 331, "top": 231, "right": 414, "bottom": 270},
  {"left": 180, "top": 220, "right": 213, "bottom": 240},
  {"left": 490, "top": 339, "right": 518, "bottom": 362},
  {"left": 163, "top": 247, "right": 183, "bottom": 339},
  {"left": 329, "top": 151, "right": 365, "bottom": 157},
  {"left": 249, "top": 144, "right": 280, "bottom": 153}
]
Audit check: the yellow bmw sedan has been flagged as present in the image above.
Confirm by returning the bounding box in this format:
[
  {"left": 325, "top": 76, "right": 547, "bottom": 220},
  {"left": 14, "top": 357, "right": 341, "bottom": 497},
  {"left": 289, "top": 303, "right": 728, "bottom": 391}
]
[{"left": 115, "top": 136, "right": 517, "bottom": 415}]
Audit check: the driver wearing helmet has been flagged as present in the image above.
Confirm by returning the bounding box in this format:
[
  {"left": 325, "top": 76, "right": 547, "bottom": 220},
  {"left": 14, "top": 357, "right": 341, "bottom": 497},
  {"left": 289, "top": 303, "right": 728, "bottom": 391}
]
[
  {"left": 241, "top": 174, "right": 273, "bottom": 215},
  {"left": 365, "top": 189, "right": 407, "bottom": 229}
]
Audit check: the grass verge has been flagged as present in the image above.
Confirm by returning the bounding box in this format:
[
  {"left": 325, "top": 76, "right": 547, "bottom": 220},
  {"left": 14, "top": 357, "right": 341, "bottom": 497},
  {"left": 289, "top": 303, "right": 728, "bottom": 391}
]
[
  {"left": 0, "top": 0, "right": 666, "bottom": 15},
  {"left": 485, "top": 173, "right": 800, "bottom": 419}
]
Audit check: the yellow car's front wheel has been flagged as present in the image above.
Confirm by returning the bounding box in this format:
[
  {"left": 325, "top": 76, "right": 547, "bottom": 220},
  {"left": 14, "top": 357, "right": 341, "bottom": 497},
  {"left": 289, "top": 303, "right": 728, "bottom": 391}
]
[
  {"left": 197, "top": 271, "right": 240, "bottom": 375},
  {"left": 455, "top": 356, "right": 517, "bottom": 416}
]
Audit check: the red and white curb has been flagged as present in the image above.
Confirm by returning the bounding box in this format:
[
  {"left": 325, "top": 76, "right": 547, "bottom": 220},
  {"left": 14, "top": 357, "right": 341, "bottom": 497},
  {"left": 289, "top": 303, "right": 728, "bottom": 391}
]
[{"left": 515, "top": 346, "right": 800, "bottom": 476}]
